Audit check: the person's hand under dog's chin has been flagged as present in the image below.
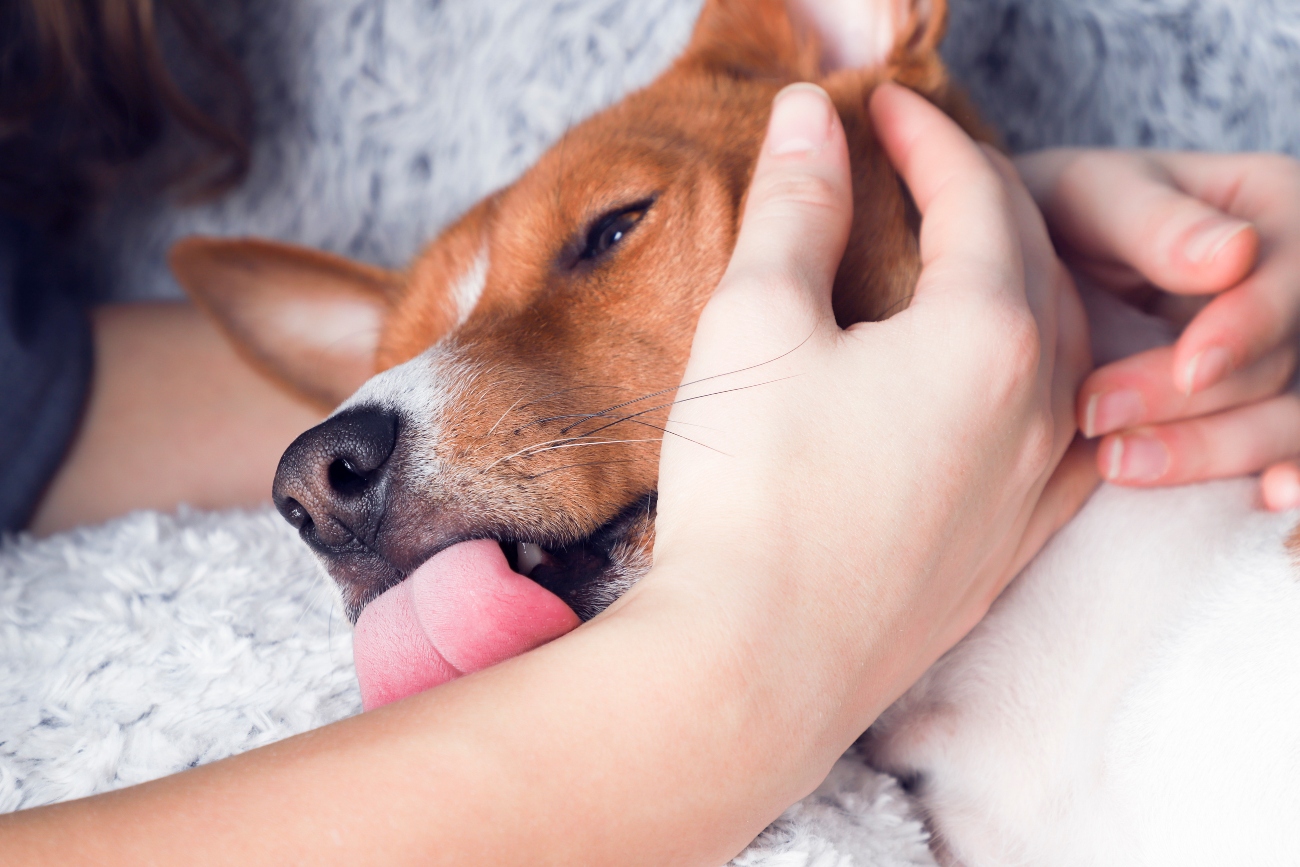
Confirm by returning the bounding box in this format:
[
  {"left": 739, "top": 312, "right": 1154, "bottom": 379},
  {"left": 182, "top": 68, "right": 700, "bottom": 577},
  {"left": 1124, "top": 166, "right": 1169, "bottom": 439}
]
[{"left": 645, "top": 82, "right": 1093, "bottom": 762}]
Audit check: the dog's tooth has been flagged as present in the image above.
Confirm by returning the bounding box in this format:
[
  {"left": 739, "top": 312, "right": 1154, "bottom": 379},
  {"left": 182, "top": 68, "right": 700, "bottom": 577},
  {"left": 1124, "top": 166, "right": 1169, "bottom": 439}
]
[{"left": 517, "top": 542, "right": 547, "bottom": 577}]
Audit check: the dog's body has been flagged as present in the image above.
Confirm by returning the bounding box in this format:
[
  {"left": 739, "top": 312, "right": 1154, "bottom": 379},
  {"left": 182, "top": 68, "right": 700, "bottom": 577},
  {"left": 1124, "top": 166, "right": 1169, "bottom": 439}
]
[{"left": 171, "top": 0, "right": 1300, "bottom": 863}]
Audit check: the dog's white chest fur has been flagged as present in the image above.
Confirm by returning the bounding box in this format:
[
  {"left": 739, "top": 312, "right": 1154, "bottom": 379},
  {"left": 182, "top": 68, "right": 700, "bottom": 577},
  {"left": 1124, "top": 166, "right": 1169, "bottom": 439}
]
[{"left": 869, "top": 289, "right": 1300, "bottom": 865}]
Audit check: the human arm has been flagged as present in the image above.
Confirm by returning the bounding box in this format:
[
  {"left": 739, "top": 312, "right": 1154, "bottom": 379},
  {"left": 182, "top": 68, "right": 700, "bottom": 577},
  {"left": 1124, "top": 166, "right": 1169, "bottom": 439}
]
[
  {"left": 28, "top": 302, "right": 326, "bottom": 535},
  {"left": 1015, "top": 149, "right": 1300, "bottom": 509},
  {"left": 0, "top": 83, "right": 1090, "bottom": 865}
]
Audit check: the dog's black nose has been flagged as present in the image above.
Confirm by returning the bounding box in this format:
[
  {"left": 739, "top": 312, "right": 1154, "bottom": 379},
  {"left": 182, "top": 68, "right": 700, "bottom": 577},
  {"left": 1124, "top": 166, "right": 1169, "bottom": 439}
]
[{"left": 272, "top": 407, "right": 400, "bottom": 552}]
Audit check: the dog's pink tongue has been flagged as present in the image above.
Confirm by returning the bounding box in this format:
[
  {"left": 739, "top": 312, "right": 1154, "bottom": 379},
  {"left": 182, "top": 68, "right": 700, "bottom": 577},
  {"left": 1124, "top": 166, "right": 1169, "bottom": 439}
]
[{"left": 352, "top": 539, "right": 580, "bottom": 710}]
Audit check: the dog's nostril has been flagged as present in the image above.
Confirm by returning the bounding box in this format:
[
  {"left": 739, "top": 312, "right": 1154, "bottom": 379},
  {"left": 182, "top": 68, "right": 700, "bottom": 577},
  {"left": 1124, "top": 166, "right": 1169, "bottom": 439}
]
[
  {"left": 278, "top": 496, "right": 313, "bottom": 532},
  {"left": 272, "top": 406, "right": 401, "bottom": 548},
  {"left": 328, "top": 457, "right": 369, "bottom": 497}
]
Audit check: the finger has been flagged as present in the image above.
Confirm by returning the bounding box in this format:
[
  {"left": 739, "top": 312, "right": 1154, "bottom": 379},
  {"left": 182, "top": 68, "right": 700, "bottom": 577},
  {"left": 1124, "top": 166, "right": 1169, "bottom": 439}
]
[
  {"left": 1097, "top": 393, "right": 1300, "bottom": 486},
  {"left": 1172, "top": 256, "right": 1300, "bottom": 393},
  {"left": 982, "top": 145, "right": 1067, "bottom": 357},
  {"left": 1153, "top": 153, "right": 1300, "bottom": 394},
  {"left": 869, "top": 83, "right": 1026, "bottom": 310},
  {"left": 1080, "top": 343, "right": 1298, "bottom": 437},
  {"left": 1261, "top": 461, "right": 1300, "bottom": 512},
  {"left": 717, "top": 83, "right": 853, "bottom": 329},
  {"left": 1006, "top": 437, "right": 1101, "bottom": 585},
  {"left": 1015, "top": 149, "right": 1259, "bottom": 296}
]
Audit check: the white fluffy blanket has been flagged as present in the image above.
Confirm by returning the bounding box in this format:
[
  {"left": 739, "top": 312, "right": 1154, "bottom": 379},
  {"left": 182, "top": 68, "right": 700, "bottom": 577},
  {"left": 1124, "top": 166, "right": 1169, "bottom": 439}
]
[{"left": 7, "top": 0, "right": 1300, "bottom": 863}]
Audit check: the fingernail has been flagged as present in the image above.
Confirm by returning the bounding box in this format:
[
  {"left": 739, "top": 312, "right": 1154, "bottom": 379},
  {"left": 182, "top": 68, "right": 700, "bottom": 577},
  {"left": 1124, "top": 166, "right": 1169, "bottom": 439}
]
[
  {"left": 1104, "top": 433, "right": 1170, "bottom": 483},
  {"left": 769, "top": 83, "right": 834, "bottom": 156},
  {"left": 1182, "top": 345, "right": 1233, "bottom": 395},
  {"left": 1084, "top": 389, "right": 1145, "bottom": 438},
  {"left": 1184, "top": 218, "right": 1251, "bottom": 265}
]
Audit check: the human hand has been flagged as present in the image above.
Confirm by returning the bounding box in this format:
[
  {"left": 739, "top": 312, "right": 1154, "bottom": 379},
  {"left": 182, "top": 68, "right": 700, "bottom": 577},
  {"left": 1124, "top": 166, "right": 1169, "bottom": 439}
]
[
  {"left": 1016, "top": 149, "right": 1300, "bottom": 510},
  {"left": 647, "top": 82, "right": 1093, "bottom": 760}
]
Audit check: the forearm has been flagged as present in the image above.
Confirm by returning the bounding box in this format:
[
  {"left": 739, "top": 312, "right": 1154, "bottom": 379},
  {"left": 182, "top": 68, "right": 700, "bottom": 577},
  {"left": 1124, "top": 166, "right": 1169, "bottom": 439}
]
[
  {"left": 0, "top": 577, "right": 856, "bottom": 866},
  {"left": 29, "top": 302, "right": 325, "bottom": 535}
]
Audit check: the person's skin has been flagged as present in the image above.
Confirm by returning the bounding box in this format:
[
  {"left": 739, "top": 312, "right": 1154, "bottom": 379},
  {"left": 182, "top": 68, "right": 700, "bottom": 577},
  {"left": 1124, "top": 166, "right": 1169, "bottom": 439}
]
[
  {"left": 0, "top": 84, "right": 1091, "bottom": 866},
  {"left": 28, "top": 303, "right": 326, "bottom": 535},
  {"left": 1016, "top": 150, "right": 1300, "bottom": 510}
]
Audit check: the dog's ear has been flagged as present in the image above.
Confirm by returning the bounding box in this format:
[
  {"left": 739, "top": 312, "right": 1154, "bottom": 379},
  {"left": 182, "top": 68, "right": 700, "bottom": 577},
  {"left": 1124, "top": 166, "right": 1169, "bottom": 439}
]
[
  {"left": 169, "top": 237, "right": 400, "bottom": 409},
  {"left": 789, "top": 0, "right": 946, "bottom": 72},
  {"left": 682, "top": 0, "right": 945, "bottom": 78}
]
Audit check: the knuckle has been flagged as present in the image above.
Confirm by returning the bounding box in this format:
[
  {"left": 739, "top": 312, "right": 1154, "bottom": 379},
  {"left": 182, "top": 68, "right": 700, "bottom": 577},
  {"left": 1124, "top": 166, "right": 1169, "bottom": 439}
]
[
  {"left": 1177, "top": 422, "right": 1216, "bottom": 478},
  {"left": 1055, "top": 150, "right": 1135, "bottom": 199},
  {"left": 713, "top": 269, "right": 810, "bottom": 323},
  {"left": 1247, "top": 153, "right": 1300, "bottom": 187},
  {"left": 1263, "top": 346, "right": 1299, "bottom": 392},
  {"left": 1021, "top": 414, "right": 1057, "bottom": 475},
  {"left": 959, "top": 299, "right": 1042, "bottom": 372},
  {"left": 752, "top": 170, "right": 844, "bottom": 214},
  {"left": 954, "top": 302, "right": 1045, "bottom": 412},
  {"left": 995, "top": 306, "right": 1045, "bottom": 379}
]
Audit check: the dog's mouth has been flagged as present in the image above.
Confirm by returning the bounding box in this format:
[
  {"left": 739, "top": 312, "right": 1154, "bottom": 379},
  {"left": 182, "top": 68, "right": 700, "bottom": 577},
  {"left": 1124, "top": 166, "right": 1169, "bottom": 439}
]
[
  {"left": 499, "top": 537, "right": 602, "bottom": 605},
  {"left": 348, "top": 493, "right": 654, "bottom": 711},
  {"left": 495, "top": 492, "right": 655, "bottom": 621}
]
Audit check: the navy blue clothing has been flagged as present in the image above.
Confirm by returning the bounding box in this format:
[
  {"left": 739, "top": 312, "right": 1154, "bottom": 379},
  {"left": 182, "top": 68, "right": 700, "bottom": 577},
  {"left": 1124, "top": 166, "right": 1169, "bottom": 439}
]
[{"left": 0, "top": 215, "right": 92, "bottom": 531}]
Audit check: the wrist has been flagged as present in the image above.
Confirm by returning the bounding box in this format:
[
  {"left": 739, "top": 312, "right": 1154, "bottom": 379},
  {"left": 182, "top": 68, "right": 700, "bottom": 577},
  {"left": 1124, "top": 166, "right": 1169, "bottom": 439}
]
[{"left": 623, "top": 546, "right": 920, "bottom": 775}]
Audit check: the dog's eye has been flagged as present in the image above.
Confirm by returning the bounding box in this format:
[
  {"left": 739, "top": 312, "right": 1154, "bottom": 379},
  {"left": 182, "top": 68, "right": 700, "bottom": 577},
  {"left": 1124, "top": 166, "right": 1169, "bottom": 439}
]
[{"left": 579, "top": 199, "right": 654, "bottom": 262}]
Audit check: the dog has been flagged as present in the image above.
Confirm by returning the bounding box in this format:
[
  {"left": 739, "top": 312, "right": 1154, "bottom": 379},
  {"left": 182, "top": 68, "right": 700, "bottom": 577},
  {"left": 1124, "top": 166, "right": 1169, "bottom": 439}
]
[{"left": 170, "top": 1, "right": 1300, "bottom": 863}]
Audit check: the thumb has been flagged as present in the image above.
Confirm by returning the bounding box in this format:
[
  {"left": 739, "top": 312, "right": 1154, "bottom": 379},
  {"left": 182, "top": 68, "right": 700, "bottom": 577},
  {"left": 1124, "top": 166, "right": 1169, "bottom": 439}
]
[{"left": 712, "top": 83, "right": 853, "bottom": 335}]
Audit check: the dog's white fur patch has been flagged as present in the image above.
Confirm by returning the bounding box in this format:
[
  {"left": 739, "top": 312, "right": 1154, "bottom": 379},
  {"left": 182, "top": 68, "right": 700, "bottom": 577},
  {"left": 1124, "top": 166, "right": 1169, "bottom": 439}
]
[
  {"left": 451, "top": 244, "right": 490, "bottom": 325},
  {"left": 337, "top": 347, "right": 471, "bottom": 475}
]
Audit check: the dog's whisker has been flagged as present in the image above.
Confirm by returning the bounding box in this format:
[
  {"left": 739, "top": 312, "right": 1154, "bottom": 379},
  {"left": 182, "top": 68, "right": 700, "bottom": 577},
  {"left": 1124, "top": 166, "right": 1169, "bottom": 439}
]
[
  {"left": 478, "top": 434, "right": 619, "bottom": 474},
  {"left": 525, "top": 458, "right": 652, "bottom": 480},
  {"left": 524, "top": 438, "right": 660, "bottom": 456},
  {"left": 485, "top": 395, "right": 528, "bottom": 439},
  {"left": 571, "top": 409, "right": 726, "bottom": 454},
  {"left": 515, "top": 384, "right": 631, "bottom": 412},
  {"left": 671, "top": 375, "right": 803, "bottom": 408},
  {"left": 572, "top": 329, "right": 817, "bottom": 422},
  {"left": 609, "top": 418, "right": 728, "bottom": 454},
  {"left": 515, "top": 412, "right": 609, "bottom": 433},
  {"left": 569, "top": 375, "right": 796, "bottom": 446}
]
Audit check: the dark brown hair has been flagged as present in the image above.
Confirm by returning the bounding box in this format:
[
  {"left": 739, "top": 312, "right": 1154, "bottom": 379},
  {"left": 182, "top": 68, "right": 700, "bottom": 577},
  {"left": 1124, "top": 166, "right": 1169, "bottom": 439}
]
[{"left": 0, "top": 0, "right": 253, "bottom": 232}]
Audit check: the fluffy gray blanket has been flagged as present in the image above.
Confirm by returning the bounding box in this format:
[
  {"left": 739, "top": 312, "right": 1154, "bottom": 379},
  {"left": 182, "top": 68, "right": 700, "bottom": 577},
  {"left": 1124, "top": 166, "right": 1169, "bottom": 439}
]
[{"left": 6, "top": 1, "right": 1299, "bottom": 863}]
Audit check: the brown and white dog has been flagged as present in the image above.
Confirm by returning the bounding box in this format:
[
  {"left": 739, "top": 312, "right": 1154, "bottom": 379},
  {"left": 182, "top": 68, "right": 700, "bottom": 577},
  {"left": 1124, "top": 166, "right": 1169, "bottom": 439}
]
[{"left": 172, "top": 1, "right": 1300, "bottom": 864}]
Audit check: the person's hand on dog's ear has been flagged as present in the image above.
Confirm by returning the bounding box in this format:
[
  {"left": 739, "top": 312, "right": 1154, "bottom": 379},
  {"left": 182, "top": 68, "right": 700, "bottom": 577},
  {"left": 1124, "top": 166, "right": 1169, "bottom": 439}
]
[
  {"left": 652, "top": 81, "right": 1094, "bottom": 740},
  {"left": 1016, "top": 150, "right": 1300, "bottom": 510}
]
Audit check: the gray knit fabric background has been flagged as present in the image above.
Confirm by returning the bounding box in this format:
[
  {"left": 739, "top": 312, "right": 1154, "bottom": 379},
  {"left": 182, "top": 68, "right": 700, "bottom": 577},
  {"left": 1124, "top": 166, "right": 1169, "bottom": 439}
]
[{"left": 79, "top": 0, "right": 1300, "bottom": 303}]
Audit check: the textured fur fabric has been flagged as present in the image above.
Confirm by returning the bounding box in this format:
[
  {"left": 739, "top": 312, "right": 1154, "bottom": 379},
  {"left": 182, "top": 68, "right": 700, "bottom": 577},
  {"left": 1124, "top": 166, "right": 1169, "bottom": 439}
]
[
  {"left": 8, "top": 0, "right": 1300, "bottom": 863},
  {"left": 0, "top": 509, "right": 358, "bottom": 812}
]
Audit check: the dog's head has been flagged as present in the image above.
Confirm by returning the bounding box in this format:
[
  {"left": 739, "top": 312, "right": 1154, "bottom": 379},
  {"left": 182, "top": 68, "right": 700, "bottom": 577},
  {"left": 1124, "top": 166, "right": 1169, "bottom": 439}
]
[{"left": 173, "top": 0, "right": 984, "bottom": 704}]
